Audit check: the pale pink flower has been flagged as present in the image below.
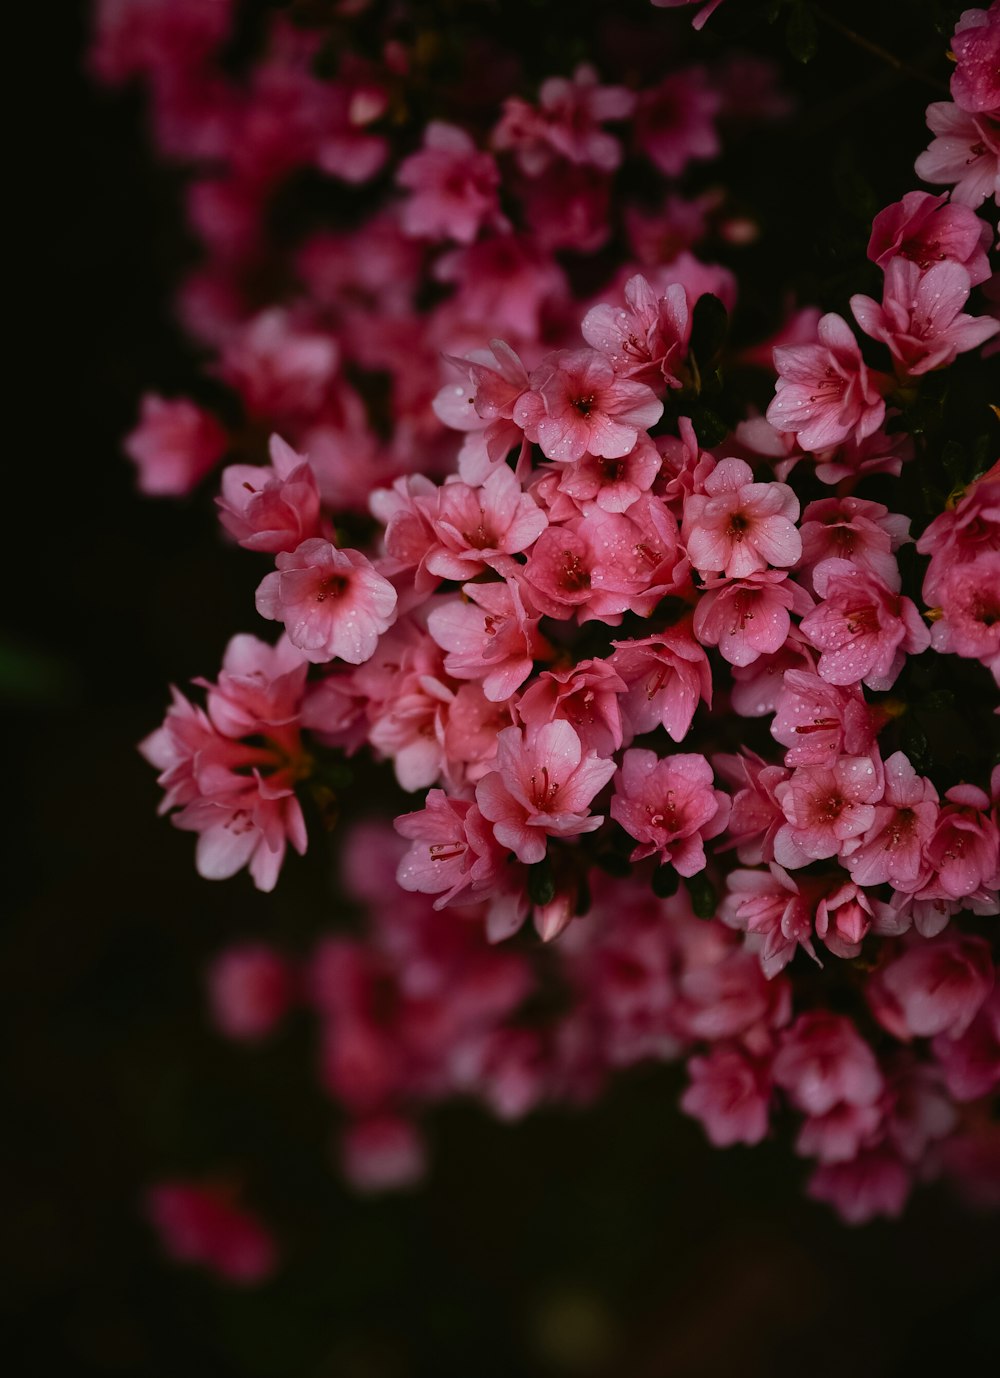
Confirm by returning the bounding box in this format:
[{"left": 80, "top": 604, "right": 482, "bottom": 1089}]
[
  {"left": 773, "top": 756, "right": 883, "bottom": 869},
  {"left": 582, "top": 274, "right": 690, "bottom": 390},
  {"left": 475, "top": 722, "right": 617, "bottom": 865},
  {"left": 207, "top": 944, "right": 294, "bottom": 1040},
  {"left": 807, "top": 1148, "right": 911, "bottom": 1224},
  {"left": 674, "top": 947, "right": 784, "bottom": 1041},
  {"left": 851, "top": 259, "right": 999, "bottom": 376},
  {"left": 427, "top": 580, "right": 552, "bottom": 703},
  {"left": 772, "top": 1012, "right": 883, "bottom": 1116},
  {"left": 395, "top": 792, "right": 502, "bottom": 909},
  {"left": 693, "top": 569, "right": 813, "bottom": 668},
  {"left": 610, "top": 749, "right": 730, "bottom": 874},
  {"left": 516, "top": 658, "right": 627, "bottom": 757},
  {"left": 611, "top": 623, "right": 712, "bottom": 744},
  {"left": 423, "top": 466, "right": 547, "bottom": 582},
  {"left": 720, "top": 863, "right": 817, "bottom": 978},
  {"left": 728, "top": 627, "right": 816, "bottom": 719},
  {"left": 172, "top": 773, "right": 308, "bottom": 893},
  {"left": 363, "top": 634, "right": 452, "bottom": 792},
  {"left": 145, "top": 1182, "right": 277, "bottom": 1284},
  {"left": 341, "top": 1116, "right": 427, "bottom": 1193},
  {"left": 124, "top": 394, "right": 227, "bottom": 496},
  {"left": 799, "top": 558, "right": 930, "bottom": 691},
  {"left": 202, "top": 633, "right": 308, "bottom": 745},
  {"left": 844, "top": 751, "right": 939, "bottom": 891},
  {"left": 867, "top": 190, "right": 992, "bottom": 286},
  {"left": 868, "top": 933, "right": 994, "bottom": 1040},
  {"left": 397, "top": 121, "right": 503, "bottom": 245},
  {"left": 255, "top": 538, "right": 397, "bottom": 665},
  {"left": 797, "top": 496, "right": 909, "bottom": 593},
  {"left": 554, "top": 434, "right": 662, "bottom": 514},
  {"left": 771, "top": 668, "right": 880, "bottom": 769},
  {"left": 949, "top": 7, "right": 1000, "bottom": 113},
  {"left": 514, "top": 348, "right": 663, "bottom": 463},
  {"left": 634, "top": 69, "right": 721, "bottom": 177},
  {"left": 442, "top": 683, "right": 513, "bottom": 785},
  {"left": 649, "top": 0, "right": 727, "bottom": 30},
  {"left": 680, "top": 1045, "right": 771, "bottom": 1147},
  {"left": 767, "top": 312, "right": 888, "bottom": 451},
  {"left": 914, "top": 102, "right": 999, "bottom": 208},
  {"left": 433, "top": 341, "right": 530, "bottom": 484},
  {"left": 217, "top": 434, "right": 322, "bottom": 553},
  {"left": 682, "top": 457, "right": 801, "bottom": 579},
  {"left": 718, "top": 750, "right": 789, "bottom": 866},
  {"left": 922, "top": 782, "right": 1000, "bottom": 898}
]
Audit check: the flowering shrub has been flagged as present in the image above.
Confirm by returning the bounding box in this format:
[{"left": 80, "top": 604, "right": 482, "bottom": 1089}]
[{"left": 94, "top": 0, "right": 999, "bottom": 1274}]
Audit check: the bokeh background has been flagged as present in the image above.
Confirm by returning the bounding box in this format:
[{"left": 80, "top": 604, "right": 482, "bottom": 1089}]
[{"left": 5, "top": 3, "right": 998, "bottom": 1374}]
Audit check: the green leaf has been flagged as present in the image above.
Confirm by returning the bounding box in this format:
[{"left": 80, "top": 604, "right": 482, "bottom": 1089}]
[
  {"left": 786, "top": 1, "right": 818, "bottom": 63},
  {"left": 527, "top": 856, "right": 556, "bottom": 906},
  {"left": 651, "top": 865, "right": 679, "bottom": 900},
  {"left": 684, "top": 873, "right": 718, "bottom": 920},
  {"left": 691, "top": 406, "right": 730, "bottom": 449},
  {"left": 689, "top": 294, "right": 729, "bottom": 369},
  {"left": 901, "top": 718, "right": 930, "bottom": 772}
]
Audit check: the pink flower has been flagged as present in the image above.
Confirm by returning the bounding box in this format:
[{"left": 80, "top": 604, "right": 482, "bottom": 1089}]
[
  {"left": 949, "top": 7, "right": 1000, "bottom": 113},
  {"left": 795, "top": 1100, "right": 883, "bottom": 1165},
  {"left": 340, "top": 1115, "right": 427, "bottom": 1193},
  {"left": 693, "top": 569, "right": 813, "bottom": 668},
  {"left": 610, "top": 749, "right": 730, "bottom": 874},
  {"left": 554, "top": 434, "right": 662, "bottom": 514},
  {"left": 868, "top": 933, "right": 994, "bottom": 1040},
  {"left": 476, "top": 721, "right": 616, "bottom": 865},
  {"left": 682, "top": 457, "right": 801, "bottom": 579},
  {"left": 582, "top": 274, "right": 690, "bottom": 390},
  {"left": 516, "top": 657, "right": 627, "bottom": 757},
  {"left": 773, "top": 757, "right": 883, "bottom": 868},
  {"left": 124, "top": 394, "right": 227, "bottom": 496},
  {"left": 423, "top": 466, "right": 547, "bottom": 582},
  {"left": 680, "top": 1046, "right": 771, "bottom": 1147},
  {"left": 427, "top": 580, "right": 552, "bottom": 703},
  {"left": 395, "top": 791, "right": 502, "bottom": 909},
  {"left": 767, "top": 313, "right": 888, "bottom": 451},
  {"left": 145, "top": 1182, "right": 277, "bottom": 1284},
  {"left": 771, "top": 668, "right": 880, "bottom": 769},
  {"left": 922, "top": 783, "right": 1000, "bottom": 899},
  {"left": 217, "top": 308, "right": 339, "bottom": 421},
  {"left": 932, "top": 987, "right": 1000, "bottom": 1101},
  {"left": 255, "top": 538, "right": 397, "bottom": 665},
  {"left": 772, "top": 1012, "right": 883, "bottom": 1116},
  {"left": 171, "top": 772, "right": 308, "bottom": 893},
  {"left": 798, "top": 496, "right": 909, "bottom": 593},
  {"left": 397, "top": 121, "right": 503, "bottom": 245},
  {"left": 930, "top": 553, "right": 1000, "bottom": 669},
  {"left": 844, "top": 751, "right": 939, "bottom": 891},
  {"left": 493, "top": 64, "right": 635, "bottom": 175},
  {"left": 799, "top": 558, "right": 930, "bottom": 691},
  {"left": 514, "top": 348, "right": 663, "bottom": 463},
  {"left": 917, "top": 465, "right": 1000, "bottom": 603},
  {"left": 808, "top": 1149, "right": 911, "bottom": 1224},
  {"left": 217, "top": 434, "right": 322, "bottom": 553},
  {"left": 718, "top": 750, "right": 789, "bottom": 866},
  {"left": 649, "top": 0, "right": 728, "bottom": 30},
  {"left": 867, "top": 190, "right": 992, "bottom": 286},
  {"left": 851, "top": 259, "right": 999, "bottom": 376},
  {"left": 634, "top": 69, "right": 721, "bottom": 178},
  {"left": 720, "top": 863, "right": 817, "bottom": 978},
  {"left": 610, "top": 622, "right": 712, "bottom": 743},
  {"left": 914, "top": 102, "right": 999, "bottom": 208},
  {"left": 207, "top": 943, "right": 294, "bottom": 1040},
  {"left": 814, "top": 881, "right": 876, "bottom": 960}
]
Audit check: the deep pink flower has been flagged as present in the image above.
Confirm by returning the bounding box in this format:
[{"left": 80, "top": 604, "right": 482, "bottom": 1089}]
[
  {"left": 773, "top": 756, "right": 883, "bottom": 868},
  {"left": 814, "top": 880, "right": 876, "bottom": 960},
  {"left": 476, "top": 722, "right": 616, "bottom": 865},
  {"left": 145, "top": 1182, "right": 277, "bottom": 1284},
  {"left": 718, "top": 750, "right": 789, "bottom": 866},
  {"left": 341, "top": 1116, "right": 427, "bottom": 1193},
  {"left": 680, "top": 1045, "right": 771, "bottom": 1147},
  {"left": 207, "top": 944, "right": 294, "bottom": 1040},
  {"left": 582, "top": 274, "right": 690, "bottom": 390},
  {"left": 917, "top": 465, "right": 1000, "bottom": 603},
  {"left": 796, "top": 1100, "right": 883, "bottom": 1165},
  {"left": 693, "top": 569, "right": 812, "bottom": 668},
  {"left": 797, "top": 496, "right": 909, "bottom": 592},
  {"left": 682, "top": 457, "right": 801, "bottom": 579},
  {"left": 949, "top": 7, "right": 1000, "bottom": 113},
  {"left": 932, "top": 987, "right": 1000, "bottom": 1101},
  {"left": 868, "top": 933, "right": 994, "bottom": 1040},
  {"left": 255, "top": 538, "right": 397, "bottom": 665},
  {"left": 844, "top": 751, "right": 939, "bottom": 891},
  {"left": 611, "top": 623, "right": 712, "bottom": 743},
  {"left": 851, "top": 259, "right": 998, "bottom": 376},
  {"left": 767, "top": 313, "right": 888, "bottom": 451},
  {"left": 124, "top": 394, "right": 228, "bottom": 496},
  {"left": 772, "top": 1012, "right": 883, "bottom": 1116},
  {"left": 930, "top": 553, "right": 1000, "bottom": 669},
  {"left": 720, "top": 863, "right": 817, "bottom": 978},
  {"left": 516, "top": 658, "right": 627, "bottom": 757},
  {"left": 611, "top": 749, "right": 729, "bottom": 874},
  {"left": 493, "top": 64, "right": 635, "bottom": 175},
  {"left": 423, "top": 466, "right": 547, "bottom": 582},
  {"left": 799, "top": 558, "right": 930, "bottom": 691},
  {"left": 427, "top": 580, "right": 552, "bottom": 703},
  {"left": 217, "top": 308, "right": 339, "bottom": 421},
  {"left": 554, "top": 434, "right": 662, "bottom": 514},
  {"left": 397, "top": 121, "right": 503, "bottom": 245},
  {"left": 634, "top": 69, "right": 721, "bottom": 177},
  {"left": 395, "top": 791, "right": 502, "bottom": 908},
  {"left": 807, "top": 1149, "right": 911, "bottom": 1224},
  {"left": 914, "top": 102, "right": 999, "bottom": 208},
  {"left": 217, "top": 434, "right": 322, "bottom": 553},
  {"left": 771, "top": 668, "right": 880, "bottom": 769},
  {"left": 515, "top": 348, "right": 663, "bottom": 463},
  {"left": 867, "top": 190, "right": 992, "bottom": 286},
  {"left": 922, "top": 783, "right": 1000, "bottom": 899}
]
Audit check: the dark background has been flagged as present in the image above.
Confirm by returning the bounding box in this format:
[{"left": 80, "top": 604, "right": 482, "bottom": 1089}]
[{"left": 5, "top": 3, "right": 997, "bottom": 1374}]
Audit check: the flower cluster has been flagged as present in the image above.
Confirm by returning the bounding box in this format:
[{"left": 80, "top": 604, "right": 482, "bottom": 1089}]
[{"left": 97, "top": 0, "right": 999, "bottom": 1269}]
